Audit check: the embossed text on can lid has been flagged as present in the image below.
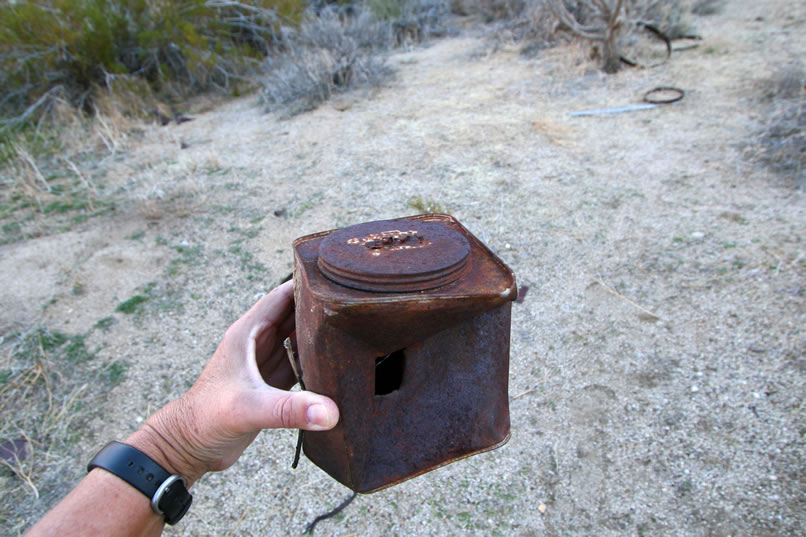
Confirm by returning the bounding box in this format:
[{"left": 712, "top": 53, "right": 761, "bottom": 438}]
[{"left": 317, "top": 218, "right": 470, "bottom": 292}]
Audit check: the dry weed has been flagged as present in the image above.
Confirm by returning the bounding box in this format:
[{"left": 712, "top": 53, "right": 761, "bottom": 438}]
[
  {"left": 480, "top": 0, "right": 561, "bottom": 56},
  {"left": 0, "top": 81, "right": 158, "bottom": 245},
  {"left": 691, "top": 0, "right": 722, "bottom": 15},
  {"left": 0, "top": 326, "right": 114, "bottom": 529},
  {"left": 490, "top": 0, "right": 695, "bottom": 66},
  {"left": 532, "top": 119, "right": 577, "bottom": 147},
  {"left": 261, "top": 6, "right": 396, "bottom": 116},
  {"left": 137, "top": 179, "right": 206, "bottom": 220},
  {"left": 452, "top": 0, "right": 525, "bottom": 21},
  {"left": 633, "top": 0, "right": 694, "bottom": 39},
  {"left": 748, "top": 62, "right": 805, "bottom": 185}
]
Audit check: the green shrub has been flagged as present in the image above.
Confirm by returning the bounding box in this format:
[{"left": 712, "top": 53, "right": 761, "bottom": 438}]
[
  {"left": 368, "top": 0, "right": 403, "bottom": 20},
  {"left": 0, "top": 0, "right": 308, "bottom": 127}
]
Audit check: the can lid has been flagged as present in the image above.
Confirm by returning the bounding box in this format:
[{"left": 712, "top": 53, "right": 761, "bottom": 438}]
[{"left": 317, "top": 218, "right": 470, "bottom": 292}]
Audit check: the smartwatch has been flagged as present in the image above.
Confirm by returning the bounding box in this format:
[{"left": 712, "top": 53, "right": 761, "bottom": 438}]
[{"left": 88, "top": 441, "right": 193, "bottom": 525}]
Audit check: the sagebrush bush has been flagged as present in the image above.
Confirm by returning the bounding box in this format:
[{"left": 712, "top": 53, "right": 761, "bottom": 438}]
[
  {"left": 451, "top": 0, "right": 524, "bottom": 21},
  {"left": 260, "top": 0, "right": 448, "bottom": 116},
  {"left": 0, "top": 0, "right": 307, "bottom": 128},
  {"left": 261, "top": 5, "right": 394, "bottom": 115},
  {"left": 752, "top": 63, "right": 805, "bottom": 186},
  {"left": 633, "top": 0, "right": 694, "bottom": 39}
]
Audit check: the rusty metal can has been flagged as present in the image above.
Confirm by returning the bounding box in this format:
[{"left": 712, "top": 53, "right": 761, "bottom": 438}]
[{"left": 293, "top": 214, "right": 517, "bottom": 493}]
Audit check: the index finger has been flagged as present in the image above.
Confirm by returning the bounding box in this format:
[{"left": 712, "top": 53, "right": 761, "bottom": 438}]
[{"left": 240, "top": 280, "right": 295, "bottom": 330}]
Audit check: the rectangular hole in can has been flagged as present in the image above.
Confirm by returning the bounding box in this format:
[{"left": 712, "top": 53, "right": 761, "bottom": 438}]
[{"left": 375, "top": 349, "right": 406, "bottom": 395}]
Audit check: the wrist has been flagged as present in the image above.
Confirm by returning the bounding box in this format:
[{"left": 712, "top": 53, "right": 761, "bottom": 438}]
[{"left": 125, "top": 398, "right": 207, "bottom": 487}]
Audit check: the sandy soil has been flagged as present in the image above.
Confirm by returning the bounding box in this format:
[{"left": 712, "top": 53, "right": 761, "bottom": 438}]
[{"left": 2, "top": 0, "right": 805, "bottom": 535}]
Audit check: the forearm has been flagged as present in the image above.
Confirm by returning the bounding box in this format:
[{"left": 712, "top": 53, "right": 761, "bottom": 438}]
[
  {"left": 25, "top": 463, "right": 167, "bottom": 537},
  {"left": 25, "top": 401, "right": 205, "bottom": 537}
]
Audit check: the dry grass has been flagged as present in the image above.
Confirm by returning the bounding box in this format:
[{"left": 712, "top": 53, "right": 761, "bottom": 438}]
[
  {"left": 0, "top": 83, "right": 149, "bottom": 244},
  {"left": 137, "top": 179, "right": 207, "bottom": 220},
  {"left": 0, "top": 326, "right": 126, "bottom": 532}
]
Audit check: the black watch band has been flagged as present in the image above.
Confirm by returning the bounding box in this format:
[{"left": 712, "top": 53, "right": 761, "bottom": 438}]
[{"left": 88, "top": 441, "right": 192, "bottom": 525}]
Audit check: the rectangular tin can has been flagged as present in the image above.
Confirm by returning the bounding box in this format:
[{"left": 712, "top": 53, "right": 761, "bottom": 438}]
[{"left": 293, "top": 214, "right": 517, "bottom": 493}]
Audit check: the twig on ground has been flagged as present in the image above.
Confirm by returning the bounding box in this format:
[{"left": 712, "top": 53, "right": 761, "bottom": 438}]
[
  {"left": 511, "top": 386, "right": 539, "bottom": 400},
  {"left": 0, "top": 431, "right": 39, "bottom": 499},
  {"left": 594, "top": 275, "right": 661, "bottom": 321}
]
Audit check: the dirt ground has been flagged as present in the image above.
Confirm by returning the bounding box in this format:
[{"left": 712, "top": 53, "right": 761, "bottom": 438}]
[{"left": 2, "top": 0, "right": 805, "bottom": 535}]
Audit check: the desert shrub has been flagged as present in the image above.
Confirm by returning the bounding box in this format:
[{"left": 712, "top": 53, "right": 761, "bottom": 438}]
[
  {"left": 536, "top": 0, "right": 695, "bottom": 72},
  {"left": 261, "top": 5, "right": 394, "bottom": 115},
  {"left": 691, "top": 0, "right": 721, "bottom": 15},
  {"left": 260, "top": 0, "right": 448, "bottom": 116},
  {"left": 0, "top": 0, "right": 307, "bottom": 131},
  {"left": 632, "top": 0, "right": 694, "bottom": 39},
  {"left": 368, "top": 0, "right": 448, "bottom": 28},
  {"left": 451, "top": 0, "right": 525, "bottom": 21},
  {"left": 368, "top": 0, "right": 405, "bottom": 19},
  {"left": 750, "top": 63, "right": 805, "bottom": 186},
  {"left": 399, "top": 0, "right": 451, "bottom": 37},
  {"left": 547, "top": 0, "right": 627, "bottom": 72}
]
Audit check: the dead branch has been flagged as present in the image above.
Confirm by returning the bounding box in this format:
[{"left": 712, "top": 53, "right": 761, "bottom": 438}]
[{"left": 547, "top": 0, "right": 628, "bottom": 72}]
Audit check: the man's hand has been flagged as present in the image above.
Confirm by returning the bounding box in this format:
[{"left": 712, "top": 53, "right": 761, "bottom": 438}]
[
  {"left": 26, "top": 281, "right": 338, "bottom": 537},
  {"left": 126, "top": 280, "right": 339, "bottom": 484}
]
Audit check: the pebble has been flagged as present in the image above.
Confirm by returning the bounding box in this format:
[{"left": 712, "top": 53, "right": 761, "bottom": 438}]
[
  {"left": 691, "top": 231, "right": 705, "bottom": 239},
  {"left": 538, "top": 503, "right": 547, "bottom": 513}
]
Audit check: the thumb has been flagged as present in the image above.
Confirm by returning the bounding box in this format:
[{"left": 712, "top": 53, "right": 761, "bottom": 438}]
[{"left": 254, "top": 389, "right": 340, "bottom": 431}]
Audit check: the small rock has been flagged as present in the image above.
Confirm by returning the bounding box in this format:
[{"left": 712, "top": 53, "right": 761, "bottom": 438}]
[
  {"left": 690, "top": 385, "right": 699, "bottom": 393},
  {"left": 516, "top": 285, "right": 529, "bottom": 304},
  {"left": 691, "top": 231, "right": 705, "bottom": 240},
  {"left": 538, "top": 503, "right": 547, "bottom": 513}
]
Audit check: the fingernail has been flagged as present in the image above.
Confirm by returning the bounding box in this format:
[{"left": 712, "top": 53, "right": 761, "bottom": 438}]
[{"left": 306, "top": 404, "right": 332, "bottom": 428}]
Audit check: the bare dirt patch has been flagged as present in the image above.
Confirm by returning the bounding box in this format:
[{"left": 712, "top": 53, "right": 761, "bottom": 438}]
[{"left": 2, "top": 0, "right": 804, "bottom": 535}]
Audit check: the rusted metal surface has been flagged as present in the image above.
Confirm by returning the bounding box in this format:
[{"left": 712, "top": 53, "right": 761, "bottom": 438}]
[
  {"left": 317, "top": 220, "right": 470, "bottom": 292},
  {"left": 293, "top": 214, "right": 517, "bottom": 493}
]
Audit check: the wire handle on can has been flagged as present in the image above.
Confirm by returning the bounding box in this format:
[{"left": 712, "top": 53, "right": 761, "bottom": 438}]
[{"left": 284, "top": 337, "right": 305, "bottom": 469}]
